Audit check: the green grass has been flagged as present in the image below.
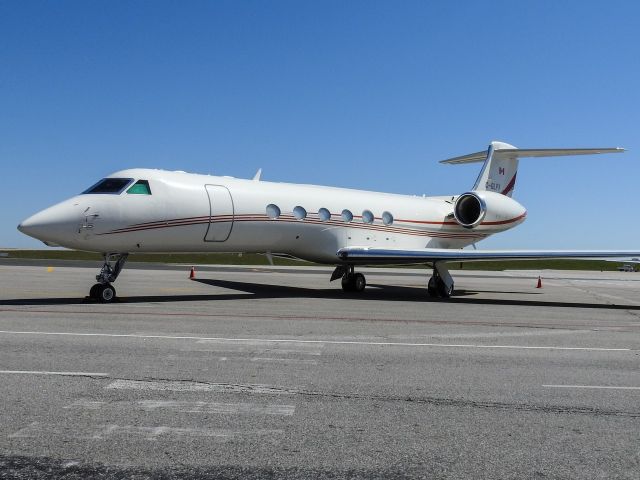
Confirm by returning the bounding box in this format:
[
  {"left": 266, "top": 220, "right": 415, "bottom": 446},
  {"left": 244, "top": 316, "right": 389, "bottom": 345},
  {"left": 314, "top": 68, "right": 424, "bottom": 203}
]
[
  {"left": 0, "top": 250, "right": 313, "bottom": 266},
  {"left": 0, "top": 249, "right": 630, "bottom": 271}
]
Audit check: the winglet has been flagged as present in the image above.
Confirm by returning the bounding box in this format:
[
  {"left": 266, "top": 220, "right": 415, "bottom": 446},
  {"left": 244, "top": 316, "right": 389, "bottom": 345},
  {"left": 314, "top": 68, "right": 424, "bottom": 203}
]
[{"left": 253, "top": 168, "right": 262, "bottom": 181}]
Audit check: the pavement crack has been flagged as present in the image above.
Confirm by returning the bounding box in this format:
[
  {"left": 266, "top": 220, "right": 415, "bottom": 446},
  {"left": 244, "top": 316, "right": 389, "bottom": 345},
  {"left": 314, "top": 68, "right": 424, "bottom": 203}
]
[
  {"left": 293, "top": 389, "right": 640, "bottom": 418},
  {"left": 103, "top": 376, "right": 640, "bottom": 418}
]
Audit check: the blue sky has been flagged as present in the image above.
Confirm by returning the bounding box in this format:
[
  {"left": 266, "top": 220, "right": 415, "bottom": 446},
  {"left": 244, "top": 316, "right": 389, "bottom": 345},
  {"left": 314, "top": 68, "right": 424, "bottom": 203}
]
[{"left": 2, "top": 1, "right": 639, "bottom": 249}]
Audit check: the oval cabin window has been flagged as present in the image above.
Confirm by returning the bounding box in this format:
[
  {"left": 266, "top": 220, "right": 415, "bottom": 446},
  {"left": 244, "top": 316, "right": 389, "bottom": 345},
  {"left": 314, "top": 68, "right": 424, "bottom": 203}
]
[
  {"left": 266, "top": 204, "right": 281, "bottom": 219},
  {"left": 293, "top": 206, "right": 307, "bottom": 220},
  {"left": 318, "top": 208, "right": 331, "bottom": 221}
]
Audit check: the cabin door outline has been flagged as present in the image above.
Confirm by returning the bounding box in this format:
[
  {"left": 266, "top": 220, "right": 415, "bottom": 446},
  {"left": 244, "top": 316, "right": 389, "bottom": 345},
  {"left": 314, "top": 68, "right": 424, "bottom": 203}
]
[{"left": 204, "top": 184, "right": 234, "bottom": 242}]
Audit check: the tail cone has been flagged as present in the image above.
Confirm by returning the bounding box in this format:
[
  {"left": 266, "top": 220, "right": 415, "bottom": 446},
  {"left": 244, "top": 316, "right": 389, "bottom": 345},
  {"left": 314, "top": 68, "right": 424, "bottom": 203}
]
[
  {"left": 189, "top": 267, "right": 196, "bottom": 279},
  {"left": 536, "top": 276, "right": 542, "bottom": 288}
]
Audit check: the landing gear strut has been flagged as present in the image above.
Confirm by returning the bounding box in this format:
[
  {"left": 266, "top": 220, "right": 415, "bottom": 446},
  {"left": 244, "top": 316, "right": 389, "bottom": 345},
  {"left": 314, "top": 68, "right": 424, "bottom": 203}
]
[
  {"left": 428, "top": 262, "right": 454, "bottom": 298},
  {"left": 89, "top": 253, "right": 128, "bottom": 303},
  {"left": 331, "top": 265, "right": 366, "bottom": 293}
]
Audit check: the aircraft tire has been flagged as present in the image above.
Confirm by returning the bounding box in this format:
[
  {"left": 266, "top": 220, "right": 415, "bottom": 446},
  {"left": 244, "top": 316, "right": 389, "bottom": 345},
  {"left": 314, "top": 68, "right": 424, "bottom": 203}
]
[
  {"left": 353, "top": 273, "right": 366, "bottom": 292},
  {"left": 341, "top": 274, "right": 355, "bottom": 292},
  {"left": 427, "top": 276, "right": 439, "bottom": 297},
  {"left": 96, "top": 284, "right": 117, "bottom": 303},
  {"left": 89, "top": 283, "right": 101, "bottom": 299},
  {"left": 437, "top": 280, "right": 454, "bottom": 298}
]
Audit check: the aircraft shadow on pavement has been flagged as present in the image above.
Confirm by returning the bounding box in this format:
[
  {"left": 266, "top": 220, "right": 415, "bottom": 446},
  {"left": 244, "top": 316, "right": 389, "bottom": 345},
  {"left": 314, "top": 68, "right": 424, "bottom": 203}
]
[
  {"left": 0, "top": 281, "right": 434, "bottom": 306},
  {"left": 0, "top": 278, "right": 638, "bottom": 311}
]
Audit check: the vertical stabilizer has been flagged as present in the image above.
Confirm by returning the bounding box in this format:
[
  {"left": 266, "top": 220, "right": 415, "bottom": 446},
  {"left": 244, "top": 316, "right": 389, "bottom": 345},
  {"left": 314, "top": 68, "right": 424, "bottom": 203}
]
[{"left": 473, "top": 141, "right": 519, "bottom": 197}]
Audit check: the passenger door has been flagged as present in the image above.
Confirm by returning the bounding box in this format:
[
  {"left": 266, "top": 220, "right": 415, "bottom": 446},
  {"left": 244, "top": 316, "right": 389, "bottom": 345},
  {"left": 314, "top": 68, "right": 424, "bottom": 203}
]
[{"left": 204, "top": 185, "right": 234, "bottom": 242}]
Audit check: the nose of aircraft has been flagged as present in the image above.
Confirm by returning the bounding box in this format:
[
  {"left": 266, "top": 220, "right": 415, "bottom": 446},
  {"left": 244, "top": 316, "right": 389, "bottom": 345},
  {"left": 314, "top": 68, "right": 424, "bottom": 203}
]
[
  {"left": 18, "top": 201, "right": 80, "bottom": 244},
  {"left": 17, "top": 214, "right": 44, "bottom": 238}
]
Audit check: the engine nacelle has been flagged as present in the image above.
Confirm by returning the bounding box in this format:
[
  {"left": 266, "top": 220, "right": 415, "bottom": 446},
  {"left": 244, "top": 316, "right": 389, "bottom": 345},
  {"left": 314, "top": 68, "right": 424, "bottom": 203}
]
[{"left": 453, "top": 191, "right": 526, "bottom": 229}]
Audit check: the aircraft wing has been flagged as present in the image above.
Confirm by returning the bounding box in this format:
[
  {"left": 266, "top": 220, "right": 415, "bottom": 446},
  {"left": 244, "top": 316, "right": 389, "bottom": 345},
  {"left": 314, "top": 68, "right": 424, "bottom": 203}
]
[{"left": 337, "top": 247, "right": 640, "bottom": 265}]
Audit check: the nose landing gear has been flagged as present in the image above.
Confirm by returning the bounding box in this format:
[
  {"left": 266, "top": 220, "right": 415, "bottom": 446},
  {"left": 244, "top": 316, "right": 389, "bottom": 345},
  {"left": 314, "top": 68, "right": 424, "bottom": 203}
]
[
  {"left": 89, "top": 253, "right": 128, "bottom": 303},
  {"left": 331, "top": 265, "right": 367, "bottom": 292},
  {"left": 342, "top": 271, "right": 366, "bottom": 292}
]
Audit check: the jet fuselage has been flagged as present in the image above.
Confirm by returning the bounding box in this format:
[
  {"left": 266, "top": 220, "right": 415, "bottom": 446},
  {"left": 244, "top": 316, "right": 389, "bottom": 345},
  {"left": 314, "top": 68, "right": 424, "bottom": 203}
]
[{"left": 18, "top": 168, "right": 526, "bottom": 263}]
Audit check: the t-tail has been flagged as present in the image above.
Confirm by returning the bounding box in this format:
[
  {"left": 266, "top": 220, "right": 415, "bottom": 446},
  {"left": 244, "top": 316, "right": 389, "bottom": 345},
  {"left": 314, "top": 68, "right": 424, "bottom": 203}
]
[{"left": 440, "top": 141, "right": 625, "bottom": 198}]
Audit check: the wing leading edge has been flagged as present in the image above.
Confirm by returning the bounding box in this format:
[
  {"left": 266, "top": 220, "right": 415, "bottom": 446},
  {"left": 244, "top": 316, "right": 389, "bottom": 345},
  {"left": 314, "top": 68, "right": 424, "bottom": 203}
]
[{"left": 337, "top": 247, "right": 640, "bottom": 265}]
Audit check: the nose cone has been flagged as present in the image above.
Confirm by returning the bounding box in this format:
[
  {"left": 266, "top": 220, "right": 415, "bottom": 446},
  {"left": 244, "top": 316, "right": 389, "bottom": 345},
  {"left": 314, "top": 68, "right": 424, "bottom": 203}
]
[
  {"left": 18, "top": 201, "right": 80, "bottom": 245},
  {"left": 17, "top": 212, "right": 47, "bottom": 238}
]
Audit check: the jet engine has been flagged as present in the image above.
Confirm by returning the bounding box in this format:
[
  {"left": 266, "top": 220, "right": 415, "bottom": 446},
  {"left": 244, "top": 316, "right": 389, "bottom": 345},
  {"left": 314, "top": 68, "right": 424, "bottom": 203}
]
[{"left": 453, "top": 191, "right": 526, "bottom": 229}]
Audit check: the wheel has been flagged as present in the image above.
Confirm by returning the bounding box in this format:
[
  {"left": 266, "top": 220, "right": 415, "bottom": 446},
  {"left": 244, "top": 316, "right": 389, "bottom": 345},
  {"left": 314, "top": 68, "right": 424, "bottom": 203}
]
[
  {"left": 89, "top": 283, "right": 101, "bottom": 299},
  {"left": 342, "top": 273, "right": 366, "bottom": 293},
  {"left": 96, "top": 284, "right": 116, "bottom": 303},
  {"left": 353, "top": 273, "right": 366, "bottom": 292},
  {"left": 437, "top": 280, "right": 454, "bottom": 298},
  {"left": 427, "top": 276, "right": 439, "bottom": 297},
  {"left": 428, "top": 276, "right": 453, "bottom": 298},
  {"left": 341, "top": 274, "right": 355, "bottom": 292}
]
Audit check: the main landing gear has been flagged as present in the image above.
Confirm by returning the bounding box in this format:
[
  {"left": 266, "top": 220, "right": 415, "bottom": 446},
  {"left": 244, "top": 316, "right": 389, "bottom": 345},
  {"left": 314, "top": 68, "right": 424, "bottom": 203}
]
[
  {"left": 331, "top": 265, "right": 367, "bottom": 293},
  {"left": 427, "top": 262, "right": 455, "bottom": 298},
  {"left": 89, "top": 253, "right": 129, "bottom": 303},
  {"left": 331, "top": 262, "right": 455, "bottom": 298}
]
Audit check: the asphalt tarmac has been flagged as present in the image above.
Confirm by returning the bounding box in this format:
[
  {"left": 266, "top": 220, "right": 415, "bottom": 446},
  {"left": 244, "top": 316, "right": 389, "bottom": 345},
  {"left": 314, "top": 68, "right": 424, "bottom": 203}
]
[{"left": 0, "top": 262, "right": 639, "bottom": 479}]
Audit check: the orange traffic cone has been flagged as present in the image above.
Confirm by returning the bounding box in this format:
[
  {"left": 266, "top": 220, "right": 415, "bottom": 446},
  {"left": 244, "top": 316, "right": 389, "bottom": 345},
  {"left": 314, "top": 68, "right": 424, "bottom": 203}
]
[
  {"left": 189, "top": 266, "right": 196, "bottom": 279},
  {"left": 536, "top": 276, "right": 542, "bottom": 288}
]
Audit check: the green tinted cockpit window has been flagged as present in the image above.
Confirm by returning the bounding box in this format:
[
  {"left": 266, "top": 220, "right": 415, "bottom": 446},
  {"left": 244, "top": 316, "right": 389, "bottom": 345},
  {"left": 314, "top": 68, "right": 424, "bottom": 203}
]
[
  {"left": 127, "top": 180, "right": 151, "bottom": 195},
  {"left": 82, "top": 178, "right": 133, "bottom": 194}
]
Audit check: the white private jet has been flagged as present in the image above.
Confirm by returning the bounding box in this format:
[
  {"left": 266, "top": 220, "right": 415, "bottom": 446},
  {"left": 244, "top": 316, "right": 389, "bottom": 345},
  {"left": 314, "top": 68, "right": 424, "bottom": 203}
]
[{"left": 17, "top": 141, "right": 640, "bottom": 302}]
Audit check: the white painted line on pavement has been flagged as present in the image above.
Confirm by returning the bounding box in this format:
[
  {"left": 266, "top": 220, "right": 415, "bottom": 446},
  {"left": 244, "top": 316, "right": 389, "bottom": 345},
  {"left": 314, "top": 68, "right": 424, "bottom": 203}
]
[
  {"left": 106, "top": 379, "right": 298, "bottom": 394},
  {"left": 193, "top": 345, "right": 324, "bottom": 355},
  {"left": 250, "top": 357, "right": 318, "bottom": 365},
  {"left": 195, "top": 339, "right": 324, "bottom": 355},
  {"left": 9, "top": 422, "right": 283, "bottom": 442},
  {"left": 0, "top": 370, "right": 108, "bottom": 377},
  {"left": 0, "top": 330, "right": 633, "bottom": 352},
  {"left": 63, "top": 400, "right": 105, "bottom": 410},
  {"left": 417, "top": 330, "right": 592, "bottom": 339},
  {"left": 543, "top": 384, "right": 640, "bottom": 390},
  {"left": 64, "top": 399, "right": 296, "bottom": 415},
  {"left": 137, "top": 400, "right": 296, "bottom": 415}
]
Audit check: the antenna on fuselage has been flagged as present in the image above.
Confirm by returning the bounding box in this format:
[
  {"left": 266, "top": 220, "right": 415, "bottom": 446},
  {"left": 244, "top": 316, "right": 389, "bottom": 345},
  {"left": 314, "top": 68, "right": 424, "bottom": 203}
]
[{"left": 253, "top": 168, "right": 262, "bottom": 181}]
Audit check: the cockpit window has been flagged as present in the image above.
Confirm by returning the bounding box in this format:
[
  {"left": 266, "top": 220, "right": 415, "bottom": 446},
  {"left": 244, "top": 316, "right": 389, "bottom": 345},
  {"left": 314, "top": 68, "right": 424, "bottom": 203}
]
[
  {"left": 82, "top": 178, "right": 133, "bottom": 194},
  {"left": 127, "top": 180, "right": 151, "bottom": 195}
]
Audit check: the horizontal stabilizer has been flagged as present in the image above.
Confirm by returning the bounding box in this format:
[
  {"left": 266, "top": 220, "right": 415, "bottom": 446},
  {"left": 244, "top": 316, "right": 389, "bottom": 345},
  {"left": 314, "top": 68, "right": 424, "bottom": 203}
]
[
  {"left": 338, "top": 247, "right": 640, "bottom": 265},
  {"left": 440, "top": 147, "right": 624, "bottom": 164},
  {"left": 439, "top": 141, "right": 625, "bottom": 198}
]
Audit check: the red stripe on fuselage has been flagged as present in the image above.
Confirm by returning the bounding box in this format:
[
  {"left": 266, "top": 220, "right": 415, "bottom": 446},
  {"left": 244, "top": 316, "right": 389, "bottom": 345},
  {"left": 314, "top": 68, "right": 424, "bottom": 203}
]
[
  {"left": 100, "top": 216, "right": 488, "bottom": 238},
  {"left": 479, "top": 212, "right": 527, "bottom": 225},
  {"left": 501, "top": 173, "right": 517, "bottom": 196},
  {"left": 98, "top": 211, "right": 524, "bottom": 237}
]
